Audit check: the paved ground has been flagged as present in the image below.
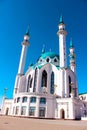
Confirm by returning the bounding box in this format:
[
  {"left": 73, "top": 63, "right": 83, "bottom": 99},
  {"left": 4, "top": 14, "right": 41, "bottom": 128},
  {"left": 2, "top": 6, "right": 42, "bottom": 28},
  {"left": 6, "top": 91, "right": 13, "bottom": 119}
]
[{"left": 0, "top": 116, "right": 87, "bottom": 130}]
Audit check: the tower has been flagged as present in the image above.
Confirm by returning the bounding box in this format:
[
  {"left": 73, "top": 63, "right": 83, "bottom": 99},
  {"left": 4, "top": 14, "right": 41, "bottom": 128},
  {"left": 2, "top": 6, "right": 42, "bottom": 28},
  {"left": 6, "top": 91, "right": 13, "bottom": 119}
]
[
  {"left": 69, "top": 39, "right": 76, "bottom": 73},
  {"left": 13, "top": 27, "right": 30, "bottom": 95},
  {"left": 18, "top": 27, "right": 30, "bottom": 75},
  {"left": 57, "top": 16, "right": 67, "bottom": 68}
]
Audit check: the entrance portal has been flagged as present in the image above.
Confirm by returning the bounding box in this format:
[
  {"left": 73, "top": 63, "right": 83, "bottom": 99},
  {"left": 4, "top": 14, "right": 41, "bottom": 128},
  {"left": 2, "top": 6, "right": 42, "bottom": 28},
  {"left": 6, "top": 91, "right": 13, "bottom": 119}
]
[
  {"left": 5, "top": 108, "right": 9, "bottom": 115},
  {"left": 60, "top": 109, "right": 65, "bottom": 119}
]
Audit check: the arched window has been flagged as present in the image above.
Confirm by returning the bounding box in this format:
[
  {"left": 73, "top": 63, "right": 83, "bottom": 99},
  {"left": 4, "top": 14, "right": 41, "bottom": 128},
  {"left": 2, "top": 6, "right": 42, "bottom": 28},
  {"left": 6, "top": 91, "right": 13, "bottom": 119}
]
[
  {"left": 46, "top": 58, "right": 50, "bottom": 62},
  {"left": 41, "top": 70, "right": 47, "bottom": 88},
  {"left": 30, "top": 78, "right": 33, "bottom": 88},
  {"left": 27, "top": 75, "right": 31, "bottom": 92},
  {"left": 50, "top": 72, "right": 54, "bottom": 94},
  {"left": 22, "top": 97, "right": 27, "bottom": 103},
  {"left": 33, "top": 68, "right": 38, "bottom": 92},
  {"left": 69, "top": 76, "right": 72, "bottom": 96},
  {"left": 40, "top": 97, "right": 46, "bottom": 104},
  {"left": 17, "top": 97, "right": 20, "bottom": 103},
  {"left": 30, "top": 97, "right": 36, "bottom": 103},
  {"left": 54, "top": 58, "right": 57, "bottom": 62},
  {"left": 27, "top": 75, "right": 33, "bottom": 92}
]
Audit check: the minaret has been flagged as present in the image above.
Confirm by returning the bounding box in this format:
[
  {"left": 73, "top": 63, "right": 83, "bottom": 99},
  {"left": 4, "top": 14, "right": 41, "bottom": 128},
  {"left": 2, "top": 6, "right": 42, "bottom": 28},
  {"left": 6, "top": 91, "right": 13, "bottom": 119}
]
[
  {"left": 69, "top": 39, "right": 76, "bottom": 73},
  {"left": 13, "top": 27, "right": 30, "bottom": 96},
  {"left": 18, "top": 27, "right": 30, "bottom": 75},
  {"left": 57, "top": 15, "right": 67, "bottom": 68}
]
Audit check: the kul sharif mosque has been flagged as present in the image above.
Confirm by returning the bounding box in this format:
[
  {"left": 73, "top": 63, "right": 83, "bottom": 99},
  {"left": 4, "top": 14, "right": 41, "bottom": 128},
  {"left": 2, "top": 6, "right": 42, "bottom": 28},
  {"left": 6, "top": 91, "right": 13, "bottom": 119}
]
[{"left": 1, "top": 16, "right": 87, "bottom": 120}]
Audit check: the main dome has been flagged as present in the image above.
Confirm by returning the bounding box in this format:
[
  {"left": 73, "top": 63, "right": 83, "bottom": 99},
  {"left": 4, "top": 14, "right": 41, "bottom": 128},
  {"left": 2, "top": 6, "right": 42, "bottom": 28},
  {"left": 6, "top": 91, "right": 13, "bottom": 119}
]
[
  {"left": 39, "top": 52, "right": 59, "bottom": 60},
  {"left": 31, "top": 51, "right": 60, "bottom": 69},
  {"left": 36, "top": 51, "right": 60, "bottom": 67}
]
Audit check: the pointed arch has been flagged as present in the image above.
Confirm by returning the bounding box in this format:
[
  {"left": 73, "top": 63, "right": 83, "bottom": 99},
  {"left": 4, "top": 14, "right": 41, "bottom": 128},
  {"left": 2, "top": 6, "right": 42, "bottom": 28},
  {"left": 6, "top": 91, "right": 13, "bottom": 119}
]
[
  {"left": 41, "top": 70, "right": 47, "bottom": 88},
  {"left": 50, "top": 72, "right": 54, "bottom": 94}
]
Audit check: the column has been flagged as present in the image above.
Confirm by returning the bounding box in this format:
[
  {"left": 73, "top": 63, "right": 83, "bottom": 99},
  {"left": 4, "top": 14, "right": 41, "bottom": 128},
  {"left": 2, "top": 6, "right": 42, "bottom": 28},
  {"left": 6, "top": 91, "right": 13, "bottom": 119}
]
[
  {"left": 26, "top": 97, "right": 30, "bottom": 116},
  {"left": 69, "top": 100, "right": 75, "bottom": 119},
  {"left": 65, "top": 70, "right": 68, "bottom": 97},
  {"left": 35, "top": 97, "right": 40, "bottom": 117}
]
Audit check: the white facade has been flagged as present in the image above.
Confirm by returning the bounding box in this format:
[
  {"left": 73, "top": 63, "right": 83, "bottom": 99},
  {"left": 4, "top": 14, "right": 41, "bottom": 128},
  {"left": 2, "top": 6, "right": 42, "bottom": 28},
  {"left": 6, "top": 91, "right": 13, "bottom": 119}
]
[{"left": 1, "top": 18, "right": 87, "bottom": 120}]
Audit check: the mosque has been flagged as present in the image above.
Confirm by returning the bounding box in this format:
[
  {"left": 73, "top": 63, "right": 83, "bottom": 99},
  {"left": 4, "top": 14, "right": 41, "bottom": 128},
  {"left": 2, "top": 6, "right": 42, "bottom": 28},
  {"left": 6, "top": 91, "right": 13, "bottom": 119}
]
[{"left": 1, "top": 16, "right": 87, "bottom": 120}]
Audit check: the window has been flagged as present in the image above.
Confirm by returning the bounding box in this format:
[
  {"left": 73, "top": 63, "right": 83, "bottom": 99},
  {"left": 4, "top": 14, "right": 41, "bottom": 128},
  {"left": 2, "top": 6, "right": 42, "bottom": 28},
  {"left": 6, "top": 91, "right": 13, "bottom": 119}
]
[
  {"left": 27, "top": 75, "right": 33, "bottom": 92},
  {"left": 40, "top": 59, "right": 42, "bottom": 62},
  {"left": 83, "top": 110, "right": 87, "bottom": 117},
  {"left": 30, "top": 78, "right": 33, "bottom": 88},
  {"left": 83, "top": 103, "right": 86, "bottom": 107},
  {"left": 46, "top": 58, "right": 50, "bottom": 62},
  {"left": 54, "top": 58, "right": 57, "bottom": 62},
  {"left": 30, "top": 97, "right": 36, "bottom": 103},
  {"left": 17, "top": 97, "right": 20, "bottom": 103},
  {"left": 33, "top": 68, "right": 38, "bottom": 92},
  {"left": 50, "top": 72, "right": 54, "bottom": 94},
  {"left": 41, "top": 70, "right": 47, "bottom": 88},
  {"left": 22, "top": 97, "right": 27, "bottom": 103},
  {"left": 69, "top": 76, "right": 72, "bottom": 96},
  {"left": 15, "top": 106, "right": 19, "bottom": 115},
  {"left": 27, "top": 75, "right": 31, "bottom": 92},
  {"left": 29, "top": 107, "right": 36, "bottom": 116},
  {"left": 21, "top": 106, "right": 26, "bottom": 115},
  {"left": 39, "top": 107, "right": 45, "bottom": 117},
  {"left": 40, "top": 97, "right": 46, "bottom": 104}
]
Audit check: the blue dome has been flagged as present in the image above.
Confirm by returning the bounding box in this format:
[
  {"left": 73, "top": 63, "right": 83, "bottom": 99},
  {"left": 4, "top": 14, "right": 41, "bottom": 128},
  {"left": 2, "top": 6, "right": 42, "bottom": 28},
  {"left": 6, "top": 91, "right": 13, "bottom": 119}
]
[
  {"left": 32, "top": 51, "right": 60, "bottom": 69},
  {"left": 40, "top": 52, "right": 59, "bottom": 59}
]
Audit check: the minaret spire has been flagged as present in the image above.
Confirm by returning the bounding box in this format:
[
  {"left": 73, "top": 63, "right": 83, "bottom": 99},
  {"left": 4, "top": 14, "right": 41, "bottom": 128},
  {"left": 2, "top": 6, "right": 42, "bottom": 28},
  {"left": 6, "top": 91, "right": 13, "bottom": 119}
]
[
  {"left": 42, "top": 44, "right": 45, "bottom": 54},
  {"left": 70, "top": 38, "right": 74, "bottom": 48},
  {"left": 18, "top": 27, "right": 30, "bottom": 75},
  {"left": 59, "top": 15, "right": 64, "bottom": 24},
  {"left": 25, "top": 26, "right": 30, "bottom": 36},
  {"left": 57, "top": 16, "right": 67, "bottom": 68},
  {"left": 69, "top": 38, "right": 76, "bottom": 73}
]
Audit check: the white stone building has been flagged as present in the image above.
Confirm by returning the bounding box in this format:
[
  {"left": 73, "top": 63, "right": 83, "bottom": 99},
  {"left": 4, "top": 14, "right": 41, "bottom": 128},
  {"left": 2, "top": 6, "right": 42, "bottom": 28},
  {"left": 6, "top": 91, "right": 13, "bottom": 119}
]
[{"left": 1, "top": 16, "right": 87, "bottom": 120}]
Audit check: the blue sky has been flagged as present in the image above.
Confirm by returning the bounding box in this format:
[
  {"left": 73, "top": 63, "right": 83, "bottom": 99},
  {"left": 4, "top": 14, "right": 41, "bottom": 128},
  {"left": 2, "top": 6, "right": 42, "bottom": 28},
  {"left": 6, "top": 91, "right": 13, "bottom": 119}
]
[{"left": 0, "top": 0, "right": 87, "bottom": 107}]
